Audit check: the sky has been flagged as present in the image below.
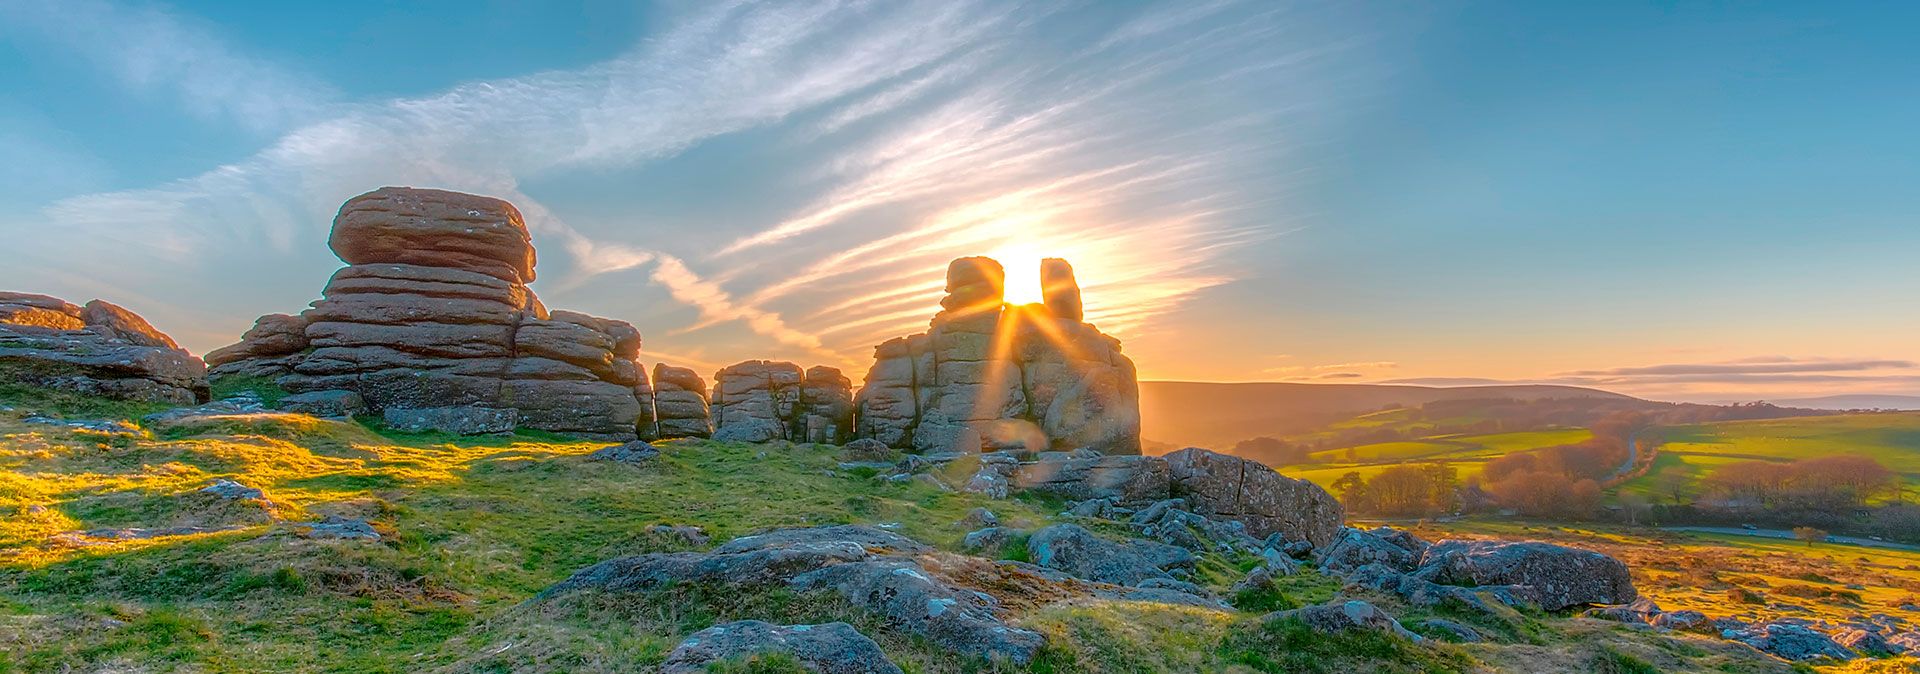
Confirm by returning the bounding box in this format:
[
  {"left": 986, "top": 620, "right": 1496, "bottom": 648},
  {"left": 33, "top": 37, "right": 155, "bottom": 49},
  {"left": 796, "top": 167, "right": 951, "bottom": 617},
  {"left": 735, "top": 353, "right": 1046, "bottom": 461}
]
[{"left": 1, "top": 0, "right": 1917, "bottom": 404}]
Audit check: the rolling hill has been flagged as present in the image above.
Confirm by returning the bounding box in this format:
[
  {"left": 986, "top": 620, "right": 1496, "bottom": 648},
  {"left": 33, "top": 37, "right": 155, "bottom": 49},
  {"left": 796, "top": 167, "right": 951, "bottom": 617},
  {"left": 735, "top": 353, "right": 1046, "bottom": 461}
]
[{"left": 1139, "top": 381, "right": 1638, "bottom": 449}]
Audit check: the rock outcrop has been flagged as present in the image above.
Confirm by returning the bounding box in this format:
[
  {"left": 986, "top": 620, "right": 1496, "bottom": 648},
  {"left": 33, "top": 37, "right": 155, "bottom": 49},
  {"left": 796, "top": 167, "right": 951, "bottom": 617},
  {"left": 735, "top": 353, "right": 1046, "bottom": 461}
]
[
  {"left": 651, "top": 364, "right": 713, "bottom": 439},
  {"left": 539, "top": 525, "right": 1046, "bottom": 664},
  {"left": 0, "top": 292, "right": 207, "bottom": 403},
  {"left": 1163, "top": 447, "right": 1344, "bottom": 548},
  {"left": 854, "top": 257, "right": 1141, "bottom": 454},
  {"left": 204, "top": 187, "right": 662, "bottom": 440},
  {"left": 1411, "top": 539, "right": 1636, "bottom": 611},
  {"left": 710, "top": 361, "right": 854, "bottom": 444}
]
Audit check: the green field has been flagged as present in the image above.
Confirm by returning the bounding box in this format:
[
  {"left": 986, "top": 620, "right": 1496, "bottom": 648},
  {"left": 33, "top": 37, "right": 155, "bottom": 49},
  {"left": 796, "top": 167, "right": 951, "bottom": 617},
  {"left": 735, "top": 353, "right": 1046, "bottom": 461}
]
[
  {"left": 1616, "top": 412, "right": 1920, "bottom": 502},
  {"left": 1282, "top": 429, "right": 1593, "bottom": 490}
]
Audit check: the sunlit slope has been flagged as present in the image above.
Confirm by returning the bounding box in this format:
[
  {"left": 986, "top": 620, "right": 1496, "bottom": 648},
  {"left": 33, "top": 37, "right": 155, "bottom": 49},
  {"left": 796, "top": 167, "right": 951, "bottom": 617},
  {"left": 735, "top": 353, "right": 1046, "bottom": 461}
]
[
  {"left": 1618, "top": 412, "right": 1920, "bottom": 502},
  {"left": 1139, "top": 381, "right": 1633, "bottom": 449},
  {"left": 1280, "top": 429, "right": 1595, "bottom": 490}
]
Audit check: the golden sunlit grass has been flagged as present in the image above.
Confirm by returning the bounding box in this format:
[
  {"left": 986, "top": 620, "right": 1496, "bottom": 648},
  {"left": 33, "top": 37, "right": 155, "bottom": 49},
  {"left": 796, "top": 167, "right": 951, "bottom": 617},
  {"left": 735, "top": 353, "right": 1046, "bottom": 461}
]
[{"left": 0, "top": 384, "right": 1872, "bottom": 673}]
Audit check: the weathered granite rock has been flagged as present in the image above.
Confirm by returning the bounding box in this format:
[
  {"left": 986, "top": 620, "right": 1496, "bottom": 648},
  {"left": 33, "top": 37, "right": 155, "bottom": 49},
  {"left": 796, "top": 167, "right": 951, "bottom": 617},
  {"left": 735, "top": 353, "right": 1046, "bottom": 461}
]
[
  {"left": 329, "top": 186, "right": 537, "bottom": 284},
  {"left": 539, "top": 526, "right": 1043, "bottom": 664},
  {"left": 1320, "top": 527, "right": 1421, "bottom": 573},
  {"left": 1026, "top": 523, "right": 1192, "bottom": 586},
  {"left": 202, "top": 479, "right": 265, "bottom": 500},
  {"left": 1163, "top": 447, "right": 1344, "bottom": 548},
  {"left": 1833, "top": 628, "right": 1891, "bottom": 656},
  {"left": 1265, "top": 600, "right": 1421, "bottom": 641},
  {"left": 0, "top": 293, "right": 206, "bottom": 404},
  {"left": 1412, "top": 540, "right": 1635, "bottom": 611},
  {"left": 205, "top": 187, "right": 657, "bottom": 440},
  {"left": 661, "top": 620, "right": 902, "bottom": 674},
  {"left": 652, "top": 364, "right": 713, "bottom": 438},
  {"left": 300, "top": 515, "right": 381, "bottom": 540},
  {"left": 1728, "top": 623, "right": 1857, "bottom": 661},
  {"left": 853, "top": 256, "right": 1140, "bottom": 454},
  {"left": 709, "top": 360, "right": 851, "bottom": 444},
  {"left": 1013, "top": 453, "right": 1168, "bottom": 504}
]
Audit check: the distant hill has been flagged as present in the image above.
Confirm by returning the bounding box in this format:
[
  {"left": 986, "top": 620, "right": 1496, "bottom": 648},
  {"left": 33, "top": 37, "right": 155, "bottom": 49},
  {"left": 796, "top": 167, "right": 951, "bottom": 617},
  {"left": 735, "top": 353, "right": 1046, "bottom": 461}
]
[
  {"left": 1742, "top": 394, "right": 1920, "bottom": 411},
  {"left": 1139, "top": 381, "right": 1636, "bottom": 449}
]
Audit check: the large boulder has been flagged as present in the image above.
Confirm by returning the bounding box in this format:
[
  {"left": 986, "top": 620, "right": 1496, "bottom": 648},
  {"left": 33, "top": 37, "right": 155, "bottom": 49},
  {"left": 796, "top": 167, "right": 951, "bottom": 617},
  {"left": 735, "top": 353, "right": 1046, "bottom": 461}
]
[
  {"left": 0, "top": 293, "right": 206, "bottom": 403},
  {"left": 204, "top": 187, "right": 656, "bottom": 440},
  {"left": 1727, "top": 623, "right": 1858, "bottom": 661},
  {"left": 1412, "top": 540, "right": 1635, "bottom": 611},
  {"left": 1013, "top": 453, "right": 1168, "bottom": 505},
  {"left": 852, "top": 256, "right": 1141, "bottom": 455},
  {"left": 1162, "top": 447, "right": 1344, "bottom": 548},
  {"left": 539, "top": 526, "right": 1043, "bottom": 664},
  {"left": 661, "top": 620, "right": 902, "bottom": 674},
  {"left": 1026, "top": 523, "right": 1192, "bottom": 586},
  {"left": 1319, "top": 527, "right": 1422, "bottom": 573},
  {"left": 328, "top": 186, "right": 536, "bottom": 284}
]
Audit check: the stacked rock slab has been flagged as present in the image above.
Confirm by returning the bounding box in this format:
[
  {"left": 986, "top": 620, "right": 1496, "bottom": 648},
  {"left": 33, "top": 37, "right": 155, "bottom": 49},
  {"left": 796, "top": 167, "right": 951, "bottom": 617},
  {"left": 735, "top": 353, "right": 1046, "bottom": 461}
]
[
  {"left": 651, "top": 364, "right": 712, "bottom": 439},
  {"left": 0, "top": 293, "right": 208, "bottom": 404},
  {"left": 204, "top": 187, "right": 656, "bottom": 440},
  {"left": 854, "top": 256, "right": 1141, "bottom": 454},
  {"left": 710, "top": 361, "right": 855, "bottom": 444}
]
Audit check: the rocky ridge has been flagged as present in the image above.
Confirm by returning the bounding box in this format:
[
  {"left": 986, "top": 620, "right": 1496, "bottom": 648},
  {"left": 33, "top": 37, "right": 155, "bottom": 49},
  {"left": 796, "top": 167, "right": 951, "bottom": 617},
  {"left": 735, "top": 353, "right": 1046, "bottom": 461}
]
[{"left": 0, "top": 292, "right": 207, "bottom": 404}]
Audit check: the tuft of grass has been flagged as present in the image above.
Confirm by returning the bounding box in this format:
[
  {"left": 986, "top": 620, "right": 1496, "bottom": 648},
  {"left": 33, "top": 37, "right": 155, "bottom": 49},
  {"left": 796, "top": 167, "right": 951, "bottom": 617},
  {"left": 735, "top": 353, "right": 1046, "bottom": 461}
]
[
  {"left": 1587, "top": 646, "right": 1659, "bottom": 674},
  {"left": 1218, "top": 615, "right": 1470, "bottom": 674}
]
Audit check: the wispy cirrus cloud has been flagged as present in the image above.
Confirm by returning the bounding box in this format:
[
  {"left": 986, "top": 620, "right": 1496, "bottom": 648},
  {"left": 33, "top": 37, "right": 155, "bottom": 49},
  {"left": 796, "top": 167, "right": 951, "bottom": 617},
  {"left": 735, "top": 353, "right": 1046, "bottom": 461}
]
[{"left": 4, "top": 0, "right": 1369, "bottom": 372}]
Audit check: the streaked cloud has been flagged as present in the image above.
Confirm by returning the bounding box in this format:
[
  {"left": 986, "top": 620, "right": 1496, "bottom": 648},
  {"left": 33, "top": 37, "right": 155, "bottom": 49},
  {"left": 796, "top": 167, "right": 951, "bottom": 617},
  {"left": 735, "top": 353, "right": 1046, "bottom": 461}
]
[{"left": 2, "top": 0, "right": 1368, "bottom": 373}]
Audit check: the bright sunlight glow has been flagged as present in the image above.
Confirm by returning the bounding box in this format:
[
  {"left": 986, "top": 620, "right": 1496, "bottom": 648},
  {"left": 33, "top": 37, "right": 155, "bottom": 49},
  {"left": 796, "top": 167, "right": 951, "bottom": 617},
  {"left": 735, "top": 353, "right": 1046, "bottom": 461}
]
[{"left": 989, "top": 243, "right": 1046, "bottom": 305}]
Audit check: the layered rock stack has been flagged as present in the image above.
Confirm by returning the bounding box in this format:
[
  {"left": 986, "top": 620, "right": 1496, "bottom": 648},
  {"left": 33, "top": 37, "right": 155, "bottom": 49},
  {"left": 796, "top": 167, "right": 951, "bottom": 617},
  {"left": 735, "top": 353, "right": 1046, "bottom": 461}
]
[
  {"left": 854, "top": 256, "right": 1141, "bottom": 454},
  {"left": 650, "top": 364, "right": 712, "bottom": 439},
  {"left": 0, "top": 293, "right": 208, "bottom": 403},
  {"left": 709, "top": 361, "right": 854, "bottom": 444},
  {"left": 205, "top": 187, "right": 658, "bottom": 440}
]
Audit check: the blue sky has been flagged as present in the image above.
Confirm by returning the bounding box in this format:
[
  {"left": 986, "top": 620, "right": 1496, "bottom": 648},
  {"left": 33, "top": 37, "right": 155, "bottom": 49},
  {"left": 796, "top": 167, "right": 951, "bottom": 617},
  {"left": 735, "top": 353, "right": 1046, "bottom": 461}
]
[{"left": 2, "top": 0, "right": 1916, "bottom": 402}]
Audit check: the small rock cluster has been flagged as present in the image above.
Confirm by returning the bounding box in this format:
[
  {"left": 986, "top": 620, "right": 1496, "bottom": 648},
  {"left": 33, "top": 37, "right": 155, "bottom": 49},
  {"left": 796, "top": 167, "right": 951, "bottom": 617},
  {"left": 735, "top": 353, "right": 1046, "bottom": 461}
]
[
  {"left": 205, "top": 187, "right": 658, "bottom": 440},
  {"left": 854, "top": 257, "right": 1141, "bottom": 455},
  {"left": 0, "top": 292, "right": 207, "bottom": 404}
]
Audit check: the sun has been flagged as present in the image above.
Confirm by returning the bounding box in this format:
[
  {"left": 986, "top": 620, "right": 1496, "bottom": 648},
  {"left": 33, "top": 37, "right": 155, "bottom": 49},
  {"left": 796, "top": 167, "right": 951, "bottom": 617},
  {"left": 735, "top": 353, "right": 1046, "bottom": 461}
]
[{"left": 988, "top": 243, "right": 1046, "bottom": 305}]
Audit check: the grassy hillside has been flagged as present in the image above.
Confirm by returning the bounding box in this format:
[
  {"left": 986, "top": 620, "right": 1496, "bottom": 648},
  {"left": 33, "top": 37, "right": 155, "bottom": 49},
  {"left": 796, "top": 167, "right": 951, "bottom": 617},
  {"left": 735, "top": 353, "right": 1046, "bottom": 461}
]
[
  {"left": 1617, "top": 412, "right": 1920, "bottom": 504},
  {"left": 1138, "top": 381, "right": 1633, "bottom": 449},
  {"left": 0, "top": 386, "right": 1821, "bottom": 673},
  {"left": 1279, "top": 429, "right": 1594, "bottom": 491}
]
